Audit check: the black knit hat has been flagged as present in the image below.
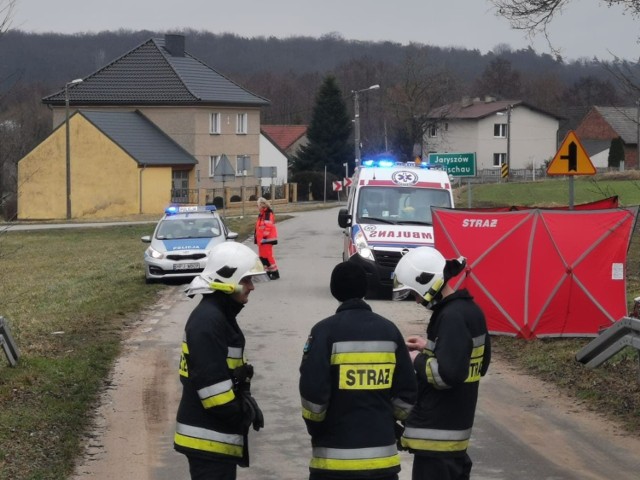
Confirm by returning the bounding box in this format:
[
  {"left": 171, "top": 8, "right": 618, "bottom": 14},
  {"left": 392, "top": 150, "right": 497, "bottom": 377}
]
[{"left": 330, "top": 262, "right": 367, "bottom": 302}]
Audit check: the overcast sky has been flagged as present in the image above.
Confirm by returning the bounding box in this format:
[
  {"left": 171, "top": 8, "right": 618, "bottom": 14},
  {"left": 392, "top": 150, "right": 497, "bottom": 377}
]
[{"left": 10, "top": 0, "right": 639, "bottom": 62}]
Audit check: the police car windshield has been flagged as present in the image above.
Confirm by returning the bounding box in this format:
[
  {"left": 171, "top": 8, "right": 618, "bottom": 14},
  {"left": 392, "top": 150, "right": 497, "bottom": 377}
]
[
  {"left": 356, "top": 186, "right": 451, "bottom": 224},
  {"left": 156, "top": 217, "right": 222, "bottom": 240}
]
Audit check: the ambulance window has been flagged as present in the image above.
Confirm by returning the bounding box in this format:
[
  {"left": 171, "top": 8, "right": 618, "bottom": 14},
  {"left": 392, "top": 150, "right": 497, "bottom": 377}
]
[
  {"left": 411, "top": 189, "right": 452, "bottom": 223},
  {"left": 358, "top": 189, "right": 386, "bottom": 219}
]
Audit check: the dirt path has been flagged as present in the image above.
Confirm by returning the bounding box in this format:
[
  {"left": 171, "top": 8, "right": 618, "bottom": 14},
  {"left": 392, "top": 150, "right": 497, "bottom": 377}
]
[{"left": 71, "top": 285, "right": 190, "bottom": 479}]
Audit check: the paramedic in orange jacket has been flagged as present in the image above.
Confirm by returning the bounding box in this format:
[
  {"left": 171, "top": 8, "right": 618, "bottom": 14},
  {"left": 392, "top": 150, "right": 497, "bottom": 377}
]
[{"left": 254, "top": 197, "right": 280, "bottom": 279}]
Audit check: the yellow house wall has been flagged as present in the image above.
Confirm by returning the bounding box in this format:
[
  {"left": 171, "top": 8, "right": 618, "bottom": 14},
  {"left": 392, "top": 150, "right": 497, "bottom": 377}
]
[
  {"left": 18, "top": 113, "right": 175, "bottom": 219},
  {"left": 18, "top": 123, "right": 68, "bottom": 219},
  {"left": 140, "top": 167, "right": 173, "bottom": 214}
]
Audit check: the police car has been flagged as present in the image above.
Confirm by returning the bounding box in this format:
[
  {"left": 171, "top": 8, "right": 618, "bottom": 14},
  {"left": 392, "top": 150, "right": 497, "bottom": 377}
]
[{"left": 141, "top": 205, "right": 238, "bottom": 283}]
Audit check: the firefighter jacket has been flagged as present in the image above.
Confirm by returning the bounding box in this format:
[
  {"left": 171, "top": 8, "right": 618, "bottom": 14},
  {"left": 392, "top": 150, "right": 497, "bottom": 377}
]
[
  {"left": 254, "top": 207, "right": 278, "bottom": 245},
  {"left": 401, "top": 289, "right": 491, "bottom": 457},
  {"left": 299, "top": 298, "right": 417, "bottom": 478},
  {"left": 174, "top": 291, "right": 255, "bottom": 466}
]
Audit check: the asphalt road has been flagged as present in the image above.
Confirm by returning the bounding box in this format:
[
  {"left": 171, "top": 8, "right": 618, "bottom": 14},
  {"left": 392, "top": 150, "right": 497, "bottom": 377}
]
[{"left": 71, "top": 207, "right": 640, "bottom": 480}]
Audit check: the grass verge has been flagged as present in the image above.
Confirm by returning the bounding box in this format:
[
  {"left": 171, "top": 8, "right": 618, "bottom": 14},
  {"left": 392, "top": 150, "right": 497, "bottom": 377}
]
[{"left": 0, "top": 225, "right": 164, "bottom": 479}]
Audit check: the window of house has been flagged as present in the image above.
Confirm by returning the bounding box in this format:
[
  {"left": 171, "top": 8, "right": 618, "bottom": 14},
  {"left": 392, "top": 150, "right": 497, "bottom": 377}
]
[
  {"left": 236, "top": 113, "right": 248, "bottom": 134},
  {"left": 209, "top": 155, "right": 221, "bottom": 177},
  {"left": 428, "top": 125, "right": 438, "bottom": 138},
  {"left": 493, "top": 153, "right": 506, "bottom": 167},
  {"left": 236, "top": 155, "right": 251, "bottom": 176},
  {"left": 494, "top": 123, "right": 508, "bottom": 138},
  {"left": 209, "top": 113, "right": 221, "bottom": 134}
]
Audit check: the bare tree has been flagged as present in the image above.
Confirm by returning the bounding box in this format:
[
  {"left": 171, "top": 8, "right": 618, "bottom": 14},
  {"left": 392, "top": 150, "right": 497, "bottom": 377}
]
[
  {"left": 384, "top": 48, "right": 460, "bottom": 162},
  {"left": 491, "top": 0, "right": 640, "bottom": 33},
  {"left": 0, "top": 0, "right": 17, "bottom": 221},
  {"left": 490, "top": 0, "right": 640, "bottom": 123},
  {"left": 472, "top": 58, "right": 523, "bottom": 99},
  {"left": 0, "top": 0, "right": 15, "bottom": 37},
  {"left": 490, "top": 0, "right": 640, "bottom": 58}
]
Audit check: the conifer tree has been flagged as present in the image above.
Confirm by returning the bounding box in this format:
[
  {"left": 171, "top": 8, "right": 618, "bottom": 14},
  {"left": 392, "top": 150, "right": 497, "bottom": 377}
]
[{"left": 293, "top": 75, "right": 352, "bottom": 176}]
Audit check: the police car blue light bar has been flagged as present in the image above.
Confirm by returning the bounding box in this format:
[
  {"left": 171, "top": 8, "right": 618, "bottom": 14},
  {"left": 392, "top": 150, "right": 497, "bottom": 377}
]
[{"left": 165, "top": 205, "right": 217, "bottom": 215}]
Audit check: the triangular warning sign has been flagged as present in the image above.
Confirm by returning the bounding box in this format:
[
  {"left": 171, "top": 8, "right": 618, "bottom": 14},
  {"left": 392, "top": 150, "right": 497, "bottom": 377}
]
[
  {"left": 212, "top": 154, "right": 236, "bottom": 181},
  {"left": 547, "top": 130, "right": 596, "bottom": 176}
]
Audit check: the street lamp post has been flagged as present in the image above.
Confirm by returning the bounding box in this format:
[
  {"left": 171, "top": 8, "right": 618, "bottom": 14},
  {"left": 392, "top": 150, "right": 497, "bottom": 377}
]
[
  {"left": 353, "top": 84, "right": 380, "bottom": 168},
  {"left": 65, "top": 78, "right": 83, "bottom": 220}
]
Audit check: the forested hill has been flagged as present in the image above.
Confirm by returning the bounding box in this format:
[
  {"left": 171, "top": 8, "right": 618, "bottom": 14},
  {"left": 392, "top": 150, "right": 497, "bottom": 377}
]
[
  {"left": 0, "top": 28, "right": 617, "bottom": 97},
  {"left": 0, "top": 28, "right": 634, "bottom": 140}
]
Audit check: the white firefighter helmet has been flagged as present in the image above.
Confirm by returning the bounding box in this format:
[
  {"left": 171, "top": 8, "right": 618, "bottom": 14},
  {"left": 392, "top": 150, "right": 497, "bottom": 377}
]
[
  {"left": 392, "top": 247, "right": 446, "bottom": 303},
  {"left": 185, "top": 242, "right": 269, "bottom": 296}
]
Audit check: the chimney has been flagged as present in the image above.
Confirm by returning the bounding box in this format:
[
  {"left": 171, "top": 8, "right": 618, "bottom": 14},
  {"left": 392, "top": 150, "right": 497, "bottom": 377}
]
[{"left": 165, "top": 34, "right": 185, "bottom": 57}]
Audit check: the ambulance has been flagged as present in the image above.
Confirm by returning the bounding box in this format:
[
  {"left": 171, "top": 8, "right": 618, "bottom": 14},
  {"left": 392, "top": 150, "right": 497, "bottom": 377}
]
[{"left": 338, "top": 158, "right": 454, "bottom": 298}]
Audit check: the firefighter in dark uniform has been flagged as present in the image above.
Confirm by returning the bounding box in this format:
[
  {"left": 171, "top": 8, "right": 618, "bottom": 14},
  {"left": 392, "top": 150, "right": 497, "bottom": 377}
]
[
  {"left": 392, "top": 247, "right": 491, "bottom": 480},
  {"left": 174, "top": 242, "right": 269, "bottom": 480},
  {"left": 299, "top": 261, "right": 418, "bottom": 480}
]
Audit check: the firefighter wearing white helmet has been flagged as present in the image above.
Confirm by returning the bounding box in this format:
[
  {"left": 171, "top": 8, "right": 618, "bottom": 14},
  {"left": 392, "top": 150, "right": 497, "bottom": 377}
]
[
  {"left": 392, "top": 247, "right": 491, "bottom": 480},
  {"left": 175, "top": 242, "right": 269, "bottom": 479}
]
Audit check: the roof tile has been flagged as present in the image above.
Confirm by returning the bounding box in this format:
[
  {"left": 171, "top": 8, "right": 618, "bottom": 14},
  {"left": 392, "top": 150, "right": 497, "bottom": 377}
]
[
  {"left": 261, "top": 125, "right": 307, "bottom": 150},
  {"left": 43, "top": 36, "right": 269, "bottom": 107}
]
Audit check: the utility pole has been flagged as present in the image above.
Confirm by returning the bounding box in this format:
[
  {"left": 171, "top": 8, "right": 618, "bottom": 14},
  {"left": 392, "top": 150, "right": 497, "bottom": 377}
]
[{"left": 352, "top": 84, "right": 380, "bottom": 168}]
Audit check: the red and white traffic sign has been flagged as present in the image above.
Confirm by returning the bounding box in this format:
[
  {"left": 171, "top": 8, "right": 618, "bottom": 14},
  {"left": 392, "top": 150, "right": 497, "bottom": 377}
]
[
  {"left": 343, "top": 177, "right": 353, "bottom": 188},
  {"left": 332, "top": 181, "right": 343, "bottom": 191}
]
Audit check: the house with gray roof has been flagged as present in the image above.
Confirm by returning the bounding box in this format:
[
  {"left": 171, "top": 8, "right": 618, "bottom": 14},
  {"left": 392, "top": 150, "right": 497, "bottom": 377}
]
[
  {"left": 425, "top": 96, "right": 562, "bottom": 173},
  {"left": 18, "top": 34, "right": 271, "bottom": 219},
  {"left": 575, "top": 106, "right": 639, "bottom": 169}
]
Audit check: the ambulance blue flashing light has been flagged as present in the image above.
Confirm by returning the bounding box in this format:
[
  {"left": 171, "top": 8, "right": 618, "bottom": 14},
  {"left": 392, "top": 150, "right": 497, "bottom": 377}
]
[
  {"left": 362, "top": 158, "right": 396, "bottom": 168},
  {"left": 164, "top": 204, "right": 217, "bottom": 216},
  {"left": 360, "top": 158, "right": 444, "bottom": 170}
]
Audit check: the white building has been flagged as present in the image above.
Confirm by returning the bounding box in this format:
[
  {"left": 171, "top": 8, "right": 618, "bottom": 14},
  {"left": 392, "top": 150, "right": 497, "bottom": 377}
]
[
  {"left": 258, "top": 132, "right": 289, "bottom": 187},
  {"left": 424, "top": 97, "right": 561, "bottom": 172}
]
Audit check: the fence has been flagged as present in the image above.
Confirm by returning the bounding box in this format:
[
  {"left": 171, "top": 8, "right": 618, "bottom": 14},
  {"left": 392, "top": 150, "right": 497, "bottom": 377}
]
[
  {"left": 455, "top": 167, "right": 617, "bottom": 186},
  {"left": 171, "top": 183, "right": 298, "bottom": 209}
]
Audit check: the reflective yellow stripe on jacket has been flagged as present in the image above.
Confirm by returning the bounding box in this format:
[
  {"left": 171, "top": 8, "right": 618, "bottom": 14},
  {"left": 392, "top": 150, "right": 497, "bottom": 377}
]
[
  {"left": 401, "top": 427, "right": 472, "bottom": 453},
  {"left": 179, "top": 340, "right": 243, "bottom": 408},
  {"left": 174, "top": 422, "right": 243, "bottom": 458},
  {"left": 226, "top": 346, "right": 245, "bottom": 369},
  {"left": 311, "top": 444, "right": 400, "bottom": 471},
  {"left": 198, "top": 379, "right": 235, "bottom": 408},
  {"left": 423, "top": 334, "right": 487, "bottom": 388},
  {"left": 466, "top": 335, "right": 486, "bottom": 383},
  {"left": 301, "top": 397, "right": 328, "bottom": 422}
]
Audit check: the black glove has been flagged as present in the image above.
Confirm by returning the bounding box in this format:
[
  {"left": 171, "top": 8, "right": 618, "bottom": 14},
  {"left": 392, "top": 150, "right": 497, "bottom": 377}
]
[
  {"left": 233, "top": 364, "right": 254, "bottom": 390},
  {"left": 240, "top": 392, "right": 264, "bottom": 432},
  {"left": 394, "top": 422, "right": 406, "bottom": 451}
]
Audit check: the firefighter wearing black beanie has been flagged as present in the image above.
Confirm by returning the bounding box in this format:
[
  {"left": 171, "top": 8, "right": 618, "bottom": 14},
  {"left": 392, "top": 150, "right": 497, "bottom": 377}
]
[
  {"left": 329, "top": 261, "right": 368, "bottom": 301},
  {"left": 300, "top": 261, "right": 418, "bottom": 480}
]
